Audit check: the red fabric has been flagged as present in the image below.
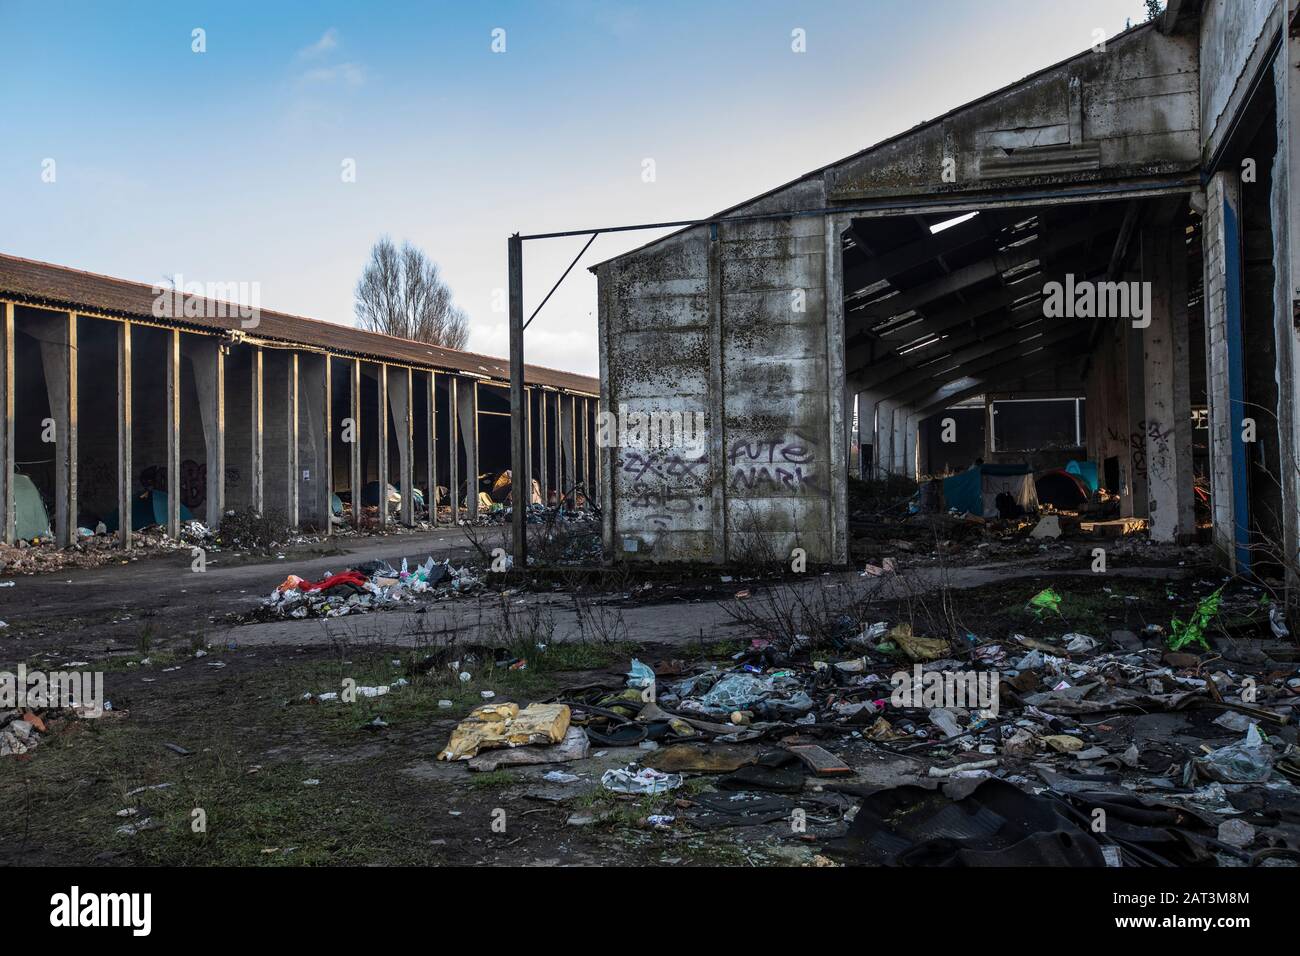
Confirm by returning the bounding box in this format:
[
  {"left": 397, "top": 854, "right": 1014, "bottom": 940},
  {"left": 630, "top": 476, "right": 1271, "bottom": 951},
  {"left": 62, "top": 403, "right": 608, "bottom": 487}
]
[{"left": 301, "top": 570, "right": 370, "bottom": 592}]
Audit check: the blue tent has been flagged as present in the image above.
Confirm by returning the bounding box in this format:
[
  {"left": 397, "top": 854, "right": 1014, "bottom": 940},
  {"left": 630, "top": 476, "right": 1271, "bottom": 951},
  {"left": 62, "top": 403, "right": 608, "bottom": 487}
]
[
  {"left": 1065, "top": 459, "right": 1100, "bottom": 493},
  {"left": 943, "top": 463, "right": 1037, "bottom": 518},
  {"left": 103, "top": 490, "right": 193, "bottom": 533}
]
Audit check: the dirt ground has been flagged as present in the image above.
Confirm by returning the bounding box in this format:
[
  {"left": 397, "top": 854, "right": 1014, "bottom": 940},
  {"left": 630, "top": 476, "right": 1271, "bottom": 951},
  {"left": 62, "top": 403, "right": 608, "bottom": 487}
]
[{"left": 2, "top": 525, "right": 1293, "bottom": 867}]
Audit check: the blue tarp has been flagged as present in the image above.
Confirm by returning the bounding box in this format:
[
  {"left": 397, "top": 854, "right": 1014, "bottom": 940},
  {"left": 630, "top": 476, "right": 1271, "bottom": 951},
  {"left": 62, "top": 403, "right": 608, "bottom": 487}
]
[
  {"left": 1065, "top": 459, "right": 1100, "bottom": 493},
  {"left": 103, "top": 490, "right": 193, "bottom": 533},
  {"left": 942, "top": 468, "right": 984, "bottom": 516},
  {"left": 942, "top": 463, "right": 1034, "bottom": 517}
]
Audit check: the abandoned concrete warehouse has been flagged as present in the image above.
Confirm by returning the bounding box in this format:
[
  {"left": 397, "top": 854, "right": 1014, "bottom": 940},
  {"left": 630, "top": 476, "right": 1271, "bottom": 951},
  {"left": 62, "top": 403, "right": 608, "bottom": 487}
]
[
  {"left": 595, "top": 0, "right": 1300, "bottom": 577},
  {"left": 0, "top": 254, "right": 600, "bottom": 548}
]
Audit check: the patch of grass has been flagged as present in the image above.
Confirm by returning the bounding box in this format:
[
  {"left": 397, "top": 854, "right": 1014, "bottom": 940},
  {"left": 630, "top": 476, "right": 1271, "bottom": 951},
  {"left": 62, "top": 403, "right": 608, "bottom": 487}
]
[{"left": 465, "top": 770, "right": 515, "bottom": 790}]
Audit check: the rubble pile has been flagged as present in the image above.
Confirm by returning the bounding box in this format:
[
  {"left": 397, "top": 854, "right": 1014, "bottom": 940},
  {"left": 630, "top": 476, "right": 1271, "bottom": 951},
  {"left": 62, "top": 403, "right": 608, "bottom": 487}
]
[
  {"left": 434, "top": 584, "right": 1300, "bottom": 865},
  {"left": 259, "top": 556, "right": 485, "bottom": 620},
  {"left": 0, "top": 709, "right": 46, "bottom": 756},
  {"left": 0, "top": 521, "right": 218, "bottom": 577}
]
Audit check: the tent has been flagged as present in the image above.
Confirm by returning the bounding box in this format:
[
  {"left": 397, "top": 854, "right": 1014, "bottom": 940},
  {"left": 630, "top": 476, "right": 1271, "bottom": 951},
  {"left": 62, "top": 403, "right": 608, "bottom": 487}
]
[
  {"left": 1065, "top": 459, "right": 1100, "bottom": 493},
  {"left": 13, "top": 473, "right": 51, "bottom": 540},
  {"left": 102, "top": 490, "right": 193, "bottom": 534},
  {"left": 943, "top": 463, "right": 1038, "bottom": 519},
  {"left": 1036, "top": 468, "right": 1091, "bottom": 510}
]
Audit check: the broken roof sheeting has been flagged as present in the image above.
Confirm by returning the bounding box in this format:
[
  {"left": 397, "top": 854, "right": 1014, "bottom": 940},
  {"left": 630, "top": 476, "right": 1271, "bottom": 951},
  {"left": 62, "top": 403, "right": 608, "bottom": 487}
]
[{"left": 0, "top": 253, "right": 598, "bottom": 396}]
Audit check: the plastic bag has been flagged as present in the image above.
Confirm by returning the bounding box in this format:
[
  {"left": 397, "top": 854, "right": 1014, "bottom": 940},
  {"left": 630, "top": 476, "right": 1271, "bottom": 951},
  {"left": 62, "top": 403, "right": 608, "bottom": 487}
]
[{"left": 1191, "top": 724, "right": 1275, "bottom": 783}]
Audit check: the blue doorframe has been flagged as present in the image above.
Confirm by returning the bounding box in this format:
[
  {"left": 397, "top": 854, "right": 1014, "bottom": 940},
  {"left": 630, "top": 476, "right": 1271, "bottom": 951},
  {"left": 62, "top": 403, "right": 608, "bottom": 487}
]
[{"left": 1223, "top": 195, "right": 1251, "bottom": 572}]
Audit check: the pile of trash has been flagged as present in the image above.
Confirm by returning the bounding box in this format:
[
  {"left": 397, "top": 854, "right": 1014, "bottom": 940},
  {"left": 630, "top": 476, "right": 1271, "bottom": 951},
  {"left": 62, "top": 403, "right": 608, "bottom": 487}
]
[
  {"left": 260, "top": 556, "right": 484, "bottom": 620},
  {"left": 0, "top": 709, "right": 47, "bottom": 756},
  {"left": 432, "top": 585, "right": 1300, "bottom": 865}
]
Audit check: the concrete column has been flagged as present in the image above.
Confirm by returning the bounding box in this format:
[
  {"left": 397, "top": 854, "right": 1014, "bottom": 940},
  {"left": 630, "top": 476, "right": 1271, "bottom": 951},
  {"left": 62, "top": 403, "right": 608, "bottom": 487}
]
[
  {"left": 873, "top": 401, "right": 894, "bottom": 477},
  {"left": 594, "top": 398, "right": 602, "bottom": 503},
  {"left": 189, "top": 338, "right": 225, "bottom": 529},
  {"left": 891, "top": 405, "right": 910, "bottom": 476},
  {"left": 2, "top": 302, "right": 15, "bottom": 544},
  {"left": 1141, "top": 220, "right": 1195, "bottom": 543},
  {"left": 456, "top": 377, "right": 478, "bottom": 517},
  {"left": 387, "top": 366, "right": 414, "bottom": 526},
  {"left": 449, "top": 376, "right": 460, "bottom": 524},
  {"left": 560, "top": 393, "right": 576, "bottom": 508},
  {"left": 251, "top": 346, "right": 264, "bottom": 514},
  {"left": 427, "top": 371, "right": 437, "bottom": 525},
  {"left": 286, "top": 352, "right": 299, "bottom": 528},
  {"left": 582, "top": 395, "right": 592, "bottom": 504},
  {"left": 298, "top": 354, "right": 329, "bottom": 530},
  {"left": 905, "top": 411, "right": 921, "bottom": 480},
  {"left": 36, "top": 311, "right": 77, "bottom": 547},
  {"left": 538, "top": 390, "right": 549, "bottom": 506},
  {"left": 1123, "top": 276, "right": 1149, "bottom": 519},
  {"left": 1277, "top": 29, "right": 1300, "bottom": 593},
  {"left": 857, "top": 390, "right": 882, "bottom": 478},
  {"left": 323, "top": 355, "right": 333, "bottom": 533},
  {"left": 552, "top": 392, "right": 562, "bottom": 507},
  {"left": 524, "top": 386, "right": 534, "bottom": 507},
  {"left": 116, "top": 322, "right": 132, "bottom": 549},
  {"left": 1203, "top": 172, "right": 1251, "bottom": 569},
  {"left": 349, "top": 359, "right": 362, "bottom": 528},
  {"left": 166, "top": 330, "right": 180, "bottom": 537},
  {"left": 377, "top": 364, "right": 389, "bottom": 528}
]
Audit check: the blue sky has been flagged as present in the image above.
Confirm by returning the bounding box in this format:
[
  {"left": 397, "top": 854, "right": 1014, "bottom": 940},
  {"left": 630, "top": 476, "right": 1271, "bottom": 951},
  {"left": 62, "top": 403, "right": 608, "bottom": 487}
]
[{"left": 0, "top": 0, "right": 1157, "bottom": 375}]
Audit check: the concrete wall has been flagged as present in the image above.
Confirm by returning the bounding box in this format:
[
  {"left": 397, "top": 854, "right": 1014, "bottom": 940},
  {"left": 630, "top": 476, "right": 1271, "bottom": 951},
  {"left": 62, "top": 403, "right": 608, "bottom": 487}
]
[
  {"left": 1201, "top": 0, "right": 1282, "bottom": 163},
  {"left": 829, "top": 23, "right": 1199, "bottom": 201},
  {"left": 597, "top": 176, "right": 845, "bottom": 565}
]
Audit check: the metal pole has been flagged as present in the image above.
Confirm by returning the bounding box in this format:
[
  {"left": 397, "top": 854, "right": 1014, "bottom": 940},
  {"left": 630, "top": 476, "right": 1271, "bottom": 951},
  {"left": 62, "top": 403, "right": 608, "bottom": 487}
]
[{"left": 509, "top": 233, "right": 526, "bottom": 568}]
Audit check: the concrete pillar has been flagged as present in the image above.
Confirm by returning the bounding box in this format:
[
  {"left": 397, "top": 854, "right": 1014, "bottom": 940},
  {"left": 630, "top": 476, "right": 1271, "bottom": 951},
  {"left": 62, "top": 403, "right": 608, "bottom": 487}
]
[
  {"left": 2, "top": 302, "right": 15, "bottom": 544},
  {"left": 873, "top": 401, "right": 893, "bottom": 477},
  {"left": 857, "top": 391, "right": 882, "bottom": 478},
  {"left": 426, "top": 371, "right": 438, "bottom": 525},
  {"left": 387, "top": 366, "right": 413, "bottom": 526},
  {"left": 189, "top": 338, "right": 226, "bottom": 529},
  {"left": 298, "top": 354, "right": 330, "bottom": 530},
  {"left": 449, "top": 376, "right": 460, "bottom": 524},
  {"left": 116, "top": 322, "right": 132, "bottom": 549},
  {"left": 891, "top": 405, "right": 910, "bottom": 476},
  {"left": 286, "top": 352, "right": 299, "bottom": 528},
  {"left": 523, "top": 386, "right": 533, "bottom": 508},
  {"left": 1277, "top": 29, "right": 1300, "bottom": 594},
  {"left": 349, "top": 359, "right": 362, "bottom": 528},
  {"left": 594, "top": 398, "right": 602, "bottom": 502},
  {"left": 538, "top": 390, "right": 549, "bottom": 506},
  {"left": 251, "top": 347, "right": 264, "bottom": 514},
  {"left": 585, "top": 395, "right": 595, "bottom": 504},
  {"left": 456, "top": 377, "right": 478, "bottom": 517},
  {"left": 1123, "top": 278, "right": 1149, "bottom": 519},
  {"left": 1141, "top": 220, "right": 1195, "bottom": 543},
  {"left": 905, "top": 412, "right": 921, "bottom": 480},
  {"left": 377, "top": 364, "right": 389, "bottom": 528},
  {"left": 560, "top": 393, "right": 576, "bottom": 508},
  {"left": 165, "top": 330, "right": 180, "bottom": 537},
  {"left": 1204, "top": 172, "right": 1251, "bottom": 569},
  {"left": 35, "top": 311, "right": 77, "bottom": 547}
]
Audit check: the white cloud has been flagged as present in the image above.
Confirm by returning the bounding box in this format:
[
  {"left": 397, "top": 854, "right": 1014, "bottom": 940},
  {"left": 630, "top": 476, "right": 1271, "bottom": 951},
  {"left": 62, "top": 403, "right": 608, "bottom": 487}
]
[
  {"left": 298, "top": 62, "right": 366, "bottom": 88},
  {"left": 297, "top": 28, "right": 339, "bottom": 59}
]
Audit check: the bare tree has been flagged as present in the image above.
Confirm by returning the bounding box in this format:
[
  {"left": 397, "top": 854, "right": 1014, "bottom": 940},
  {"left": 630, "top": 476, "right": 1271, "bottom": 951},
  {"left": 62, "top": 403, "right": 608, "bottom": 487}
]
[{"left": 354, "top": 237, "right": 470, "bottom": 349}]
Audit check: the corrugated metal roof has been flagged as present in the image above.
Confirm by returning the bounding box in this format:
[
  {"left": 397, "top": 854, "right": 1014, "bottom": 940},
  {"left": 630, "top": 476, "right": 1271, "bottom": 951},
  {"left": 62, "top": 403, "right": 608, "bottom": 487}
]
[{"left": 0, "top": 253, "right": 599, "bottom": 395}]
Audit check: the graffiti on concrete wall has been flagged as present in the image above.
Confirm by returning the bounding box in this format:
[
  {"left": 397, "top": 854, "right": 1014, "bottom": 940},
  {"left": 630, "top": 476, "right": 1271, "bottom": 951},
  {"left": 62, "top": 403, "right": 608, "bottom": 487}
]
[{"left": 727, "top": 432, "right": 822, "bottom": 494}]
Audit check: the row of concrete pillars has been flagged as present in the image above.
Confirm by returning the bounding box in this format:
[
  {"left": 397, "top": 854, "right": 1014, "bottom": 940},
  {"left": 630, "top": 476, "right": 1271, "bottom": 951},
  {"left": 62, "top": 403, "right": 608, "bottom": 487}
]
[{"left": 0, "top": 302, "right": 600, "bottom": 548}]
